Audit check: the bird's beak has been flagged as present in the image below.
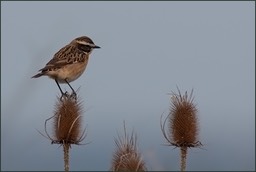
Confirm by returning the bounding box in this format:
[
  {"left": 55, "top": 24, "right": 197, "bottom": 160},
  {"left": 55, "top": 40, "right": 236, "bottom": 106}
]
[{"left": 93, "top": 45, "right": 101, "bottom": 49}]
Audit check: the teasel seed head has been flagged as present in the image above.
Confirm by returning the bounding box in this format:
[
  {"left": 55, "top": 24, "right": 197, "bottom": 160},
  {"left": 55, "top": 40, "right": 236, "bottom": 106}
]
[
  {"left": 111, "top": 122, "right": 147, "bottom": 171},
  {"left": 161, "top": 88, "right": 201, "bottom": 148},
  {"left": 52, "top": 95, "right": 85, "bottom": 145},
  {"left": 170, "top": 89, "right": 199, "bottom": 147}
]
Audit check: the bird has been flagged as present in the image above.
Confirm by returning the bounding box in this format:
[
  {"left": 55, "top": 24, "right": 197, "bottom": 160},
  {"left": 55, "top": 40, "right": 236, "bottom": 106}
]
[{"left": 32, "top": 36, "right": 100, "bottom": 98}]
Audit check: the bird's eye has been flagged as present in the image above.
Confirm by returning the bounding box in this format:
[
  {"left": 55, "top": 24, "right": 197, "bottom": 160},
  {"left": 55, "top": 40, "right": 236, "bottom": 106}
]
[{"left": 78, "top": 44, "right": 91, "bottom": 53}]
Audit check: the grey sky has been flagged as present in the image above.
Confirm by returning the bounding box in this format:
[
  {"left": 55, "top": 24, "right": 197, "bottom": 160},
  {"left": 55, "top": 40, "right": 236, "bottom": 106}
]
[{"left": 1, "top": 1, "right": 255, "bottom": 171}]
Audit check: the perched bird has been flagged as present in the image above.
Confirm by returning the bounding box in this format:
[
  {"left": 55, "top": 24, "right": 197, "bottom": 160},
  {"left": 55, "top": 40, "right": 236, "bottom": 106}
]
[{"left": 32, "top": 36, "right": 100, "bottom": 97}]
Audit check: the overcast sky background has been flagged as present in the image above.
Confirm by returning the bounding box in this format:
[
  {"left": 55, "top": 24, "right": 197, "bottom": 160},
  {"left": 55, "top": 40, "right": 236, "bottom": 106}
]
[{"left": 1, "top": 1, "right": 255, "bottom": 171}]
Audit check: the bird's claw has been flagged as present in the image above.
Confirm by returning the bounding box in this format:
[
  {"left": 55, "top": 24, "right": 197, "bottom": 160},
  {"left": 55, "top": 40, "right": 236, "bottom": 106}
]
[
  {"left": 70, "top": 91, "right": 77, "bottom": 100},
  {"left": 59, "top": 91, "right": 69, "bottom": 101},
  {"left": 59, "top": 91, "right": 77, "bottom": 101}
]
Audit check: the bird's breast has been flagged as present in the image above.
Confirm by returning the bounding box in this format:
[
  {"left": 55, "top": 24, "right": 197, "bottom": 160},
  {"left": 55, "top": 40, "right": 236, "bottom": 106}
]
[{"left": 49, "top": 61, "right": 88, "bottom": 83}]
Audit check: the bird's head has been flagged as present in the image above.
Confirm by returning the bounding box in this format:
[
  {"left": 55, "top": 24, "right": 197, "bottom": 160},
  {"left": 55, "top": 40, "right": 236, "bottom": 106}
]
[{"left": 72, "top": 36, "right": 100, "bottom": 54}]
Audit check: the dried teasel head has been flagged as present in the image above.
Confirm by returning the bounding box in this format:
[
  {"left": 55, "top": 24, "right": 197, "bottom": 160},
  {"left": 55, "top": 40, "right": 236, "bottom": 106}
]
[
  {"left": 111, "top": 122, "right": 147, "bottom": 171},
  {"left": 37, "top": 93, "right": 87, "bottom": 172},
  {"left": 161, "top": 88, "right": 202, "bottom": 148},
  {"left": 40, "top": 94, "right": 87, "bottom": 146}
]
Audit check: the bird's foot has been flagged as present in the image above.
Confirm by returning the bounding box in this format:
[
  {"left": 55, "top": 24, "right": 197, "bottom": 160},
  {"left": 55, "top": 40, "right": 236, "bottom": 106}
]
[
  {"left": 70, "top": 91, "right": 77, "bottom": 100},
  {"left": 60, "top": 91, "right": 69, "bottom": 101}
]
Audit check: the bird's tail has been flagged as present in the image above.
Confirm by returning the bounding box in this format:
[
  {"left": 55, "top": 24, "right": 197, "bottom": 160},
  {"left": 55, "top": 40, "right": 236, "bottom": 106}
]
[{"left": 31, "top": 72, "right": 44, "bottom": 78}]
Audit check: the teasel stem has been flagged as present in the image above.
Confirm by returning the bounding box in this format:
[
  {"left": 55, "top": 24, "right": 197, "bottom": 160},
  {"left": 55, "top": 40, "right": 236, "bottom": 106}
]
[
  {"left": 63, "top": 143, "right": 70, "bottom": 172},
  {"left": 180, "top": 147, "right": 187, "bottom": 171},
  {"left": 161, "top": 87, "right": 202, "bottom": 171}
]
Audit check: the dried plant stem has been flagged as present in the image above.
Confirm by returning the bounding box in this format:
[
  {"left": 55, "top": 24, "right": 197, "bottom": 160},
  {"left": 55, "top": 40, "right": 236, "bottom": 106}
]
[
  {"left": 63, "top": 143, "right": 70, "bottom": 172},
  {"left": 180, "top": 147, "right": 187, "bottom": 171}
]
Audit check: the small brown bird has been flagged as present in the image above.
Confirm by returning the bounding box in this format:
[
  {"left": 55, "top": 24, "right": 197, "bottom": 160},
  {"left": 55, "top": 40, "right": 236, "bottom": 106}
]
[{"left": 32, "top": 36, "right": 100, "bottom": 97}]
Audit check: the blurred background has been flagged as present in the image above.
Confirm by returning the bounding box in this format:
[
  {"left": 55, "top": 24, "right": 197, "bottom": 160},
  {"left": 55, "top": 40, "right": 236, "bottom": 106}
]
[{"left": 1, "top": 1, "right": 255, "bottom": 171}]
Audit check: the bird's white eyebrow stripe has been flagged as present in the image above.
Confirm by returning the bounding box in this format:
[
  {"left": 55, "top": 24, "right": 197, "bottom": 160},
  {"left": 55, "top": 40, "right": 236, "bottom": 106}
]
[{"left": 76, "top": 41, "right": 95, "bottom": 47}]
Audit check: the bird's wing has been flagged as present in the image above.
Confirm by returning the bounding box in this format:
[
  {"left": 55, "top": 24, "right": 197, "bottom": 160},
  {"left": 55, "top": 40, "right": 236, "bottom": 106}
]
[{"left": 39, "top": 45, "right": 85, "bottom": 72}]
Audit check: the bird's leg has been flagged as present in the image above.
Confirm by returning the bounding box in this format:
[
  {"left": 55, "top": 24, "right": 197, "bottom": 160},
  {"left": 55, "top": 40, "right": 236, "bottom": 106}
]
[
  {"left": 65, "top": 79, "right": 77, "bottom": 99},
  {"left": 55, "top": 79, "right": 68, "bottom": 100},
  {"left": 55, "top": 79, "right": 65, "bottom": 95}
]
